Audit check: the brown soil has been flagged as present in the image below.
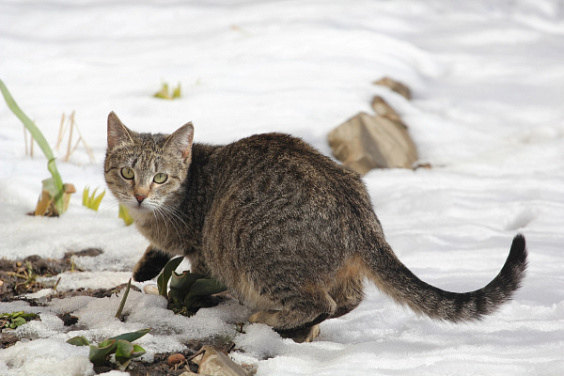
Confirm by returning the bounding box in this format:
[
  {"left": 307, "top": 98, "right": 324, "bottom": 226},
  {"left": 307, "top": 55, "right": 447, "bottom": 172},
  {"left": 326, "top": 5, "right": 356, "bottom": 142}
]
[
  {"left": 0, "top": 248, "right": 103, "bottom": 300},
  {"left": 0, "top": 252, "right": 250, "bottom": 375}
]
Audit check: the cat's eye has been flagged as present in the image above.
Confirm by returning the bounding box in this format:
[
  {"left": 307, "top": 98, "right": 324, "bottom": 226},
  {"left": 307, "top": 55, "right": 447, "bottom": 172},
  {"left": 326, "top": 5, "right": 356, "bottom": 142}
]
[
  {"left": 121, "top": 167, "right": 135, "bottom": 180},
  {"left": 153, "top": 173, "right": 168, "bottom": 184}
]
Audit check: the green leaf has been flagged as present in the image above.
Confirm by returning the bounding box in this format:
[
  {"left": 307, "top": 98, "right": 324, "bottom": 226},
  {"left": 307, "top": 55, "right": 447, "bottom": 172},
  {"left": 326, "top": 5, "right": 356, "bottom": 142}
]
[
  {"left": 67, "top": 336, "right": 91, "bottom": 346},
  {"left": 157, "top": 256, "right": 184, "bottom": 296},
  {"left": 1, "top": 311, "right": 38, "bottom": 328},
  {"left": 114, "top": 339, "right": 134, "bottom": 365},
  {"left": 89, "top": 187, "right": 98, "bottom": 201},
  {"left": 153, "top": 83, "right": 171, "bottom": 99},
  {"left": 89, "top": 339, "right": 116, "bottom": 366},
  {"left": 182, "top": 278, "right": 227, "bottom": 312},
  {"left": 169, "top": 270, "right": 205, "bottom": 291},
  {"left": 131, "top": 344, "right": 146, "bottom": 358},
  {"left": 172, "top": 84, "right": 182, "bottom": 99},
  {"left": 12, "top": 317, "right": 26, "bottom": 326},
  {"left": 114, "top": 339, "right": 145, "bottom": 368},
  {"left": 19, "top": 313, "right": 38, "bottom": 320},
  {"left": 0, "top": 79, "right": 65, "bottom": 214},
  {"left": 118, "top": 204, "right": 134, "bottom": 226},
  {"left": 82, "top": 186, "right": 90, "bottom": 207},
  {"left": 82, "top": 187, "right": 106, "bottom": 211},
  {"left": 186, "top": 278, "right": 227, "bottom": 298},
  {"left": 98, "top": 339, "right": 115, "bottom": 349},
  {"left": 42, "top": 178, "right": 59, "bottom": 198},
  {"left": 91, "top": 189, "right": 105, "bottom": 211},
  {"left": 108, "top": 328, "right": 151, "bottom": 343}
]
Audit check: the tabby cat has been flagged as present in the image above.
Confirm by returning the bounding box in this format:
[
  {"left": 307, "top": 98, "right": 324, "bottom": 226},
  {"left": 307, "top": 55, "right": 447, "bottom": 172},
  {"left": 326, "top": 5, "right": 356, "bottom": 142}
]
[{"left": 104, "top": 112, "right": 527, "bottom": 342}]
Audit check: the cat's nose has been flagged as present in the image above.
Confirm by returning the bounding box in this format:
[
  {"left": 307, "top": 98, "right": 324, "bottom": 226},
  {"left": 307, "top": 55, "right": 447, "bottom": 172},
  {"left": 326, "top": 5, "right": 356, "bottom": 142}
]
[{"left": 135, "top": 194, "right": 147, "bottom": 204}]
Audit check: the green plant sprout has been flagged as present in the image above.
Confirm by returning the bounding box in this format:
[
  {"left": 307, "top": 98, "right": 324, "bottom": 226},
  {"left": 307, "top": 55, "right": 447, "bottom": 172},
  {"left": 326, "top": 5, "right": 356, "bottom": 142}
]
[
  {"left": 0, "top": 79, "right": 71, "bottom": 216},
  {"left": 118, "top": 204, "right": 134, "bottom": 226},
  {"left": 115, "top": 278, "right": 132, "bottom": 319},
  {"left": 67, "top": 328, "right": 150, "bottom": 371},
  {"left": 157, "top": 257, "right": 227, "bottom": 316},
  {"left": 7, "top": 261, "right": 42, "bottom": 293},
  {"left": 82, "top": 186, "right": 105, "bottom": 211},
  {"left": 1, "top": 311, "right": 38, "bottom": 329},
  {"left": 153, "top": 82, "right": 181, "bottom": 100},
  {"left": 156, "top": 256, "right": 184, "bottom": 297}
]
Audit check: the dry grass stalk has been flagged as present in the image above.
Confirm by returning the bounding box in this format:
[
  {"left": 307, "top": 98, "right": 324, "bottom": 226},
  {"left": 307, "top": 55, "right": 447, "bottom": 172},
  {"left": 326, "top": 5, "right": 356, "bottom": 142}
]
[
  {"left": 23, "top": 127, "right": 29, "bottom": 156},
  {"left": 22, "top": 126, "right": 35, "bottom": 158},
  {"left": 55, "top": 112, "right": 66, "bottom": 151},
  {"left": 57, "top": 111, "right": 95, "bottom": 163},
  {"left": 64, "top": 112, "right": 74, "bottom": 162},
  {"left": 70, "top": 114, "right": 95, "bottom": 162}
]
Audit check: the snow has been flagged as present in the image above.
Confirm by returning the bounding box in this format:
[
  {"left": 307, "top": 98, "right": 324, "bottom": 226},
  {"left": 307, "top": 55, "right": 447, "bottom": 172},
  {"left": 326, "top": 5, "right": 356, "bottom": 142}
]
[{"left": 1, "top": 0, "right": 563, "bottom": 375}]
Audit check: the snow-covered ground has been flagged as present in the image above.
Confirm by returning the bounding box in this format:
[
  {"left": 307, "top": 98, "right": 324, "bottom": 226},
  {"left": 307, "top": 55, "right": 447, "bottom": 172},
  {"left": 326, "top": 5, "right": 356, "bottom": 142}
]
[{"left": 1, "top": 1, "right": 563, "bottom": 375}]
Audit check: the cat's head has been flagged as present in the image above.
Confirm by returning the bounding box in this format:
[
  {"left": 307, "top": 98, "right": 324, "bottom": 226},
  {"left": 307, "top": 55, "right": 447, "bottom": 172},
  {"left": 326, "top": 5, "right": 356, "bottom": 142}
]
[{"left": 104, "top": 111, "right": 194, "bottom": 215}]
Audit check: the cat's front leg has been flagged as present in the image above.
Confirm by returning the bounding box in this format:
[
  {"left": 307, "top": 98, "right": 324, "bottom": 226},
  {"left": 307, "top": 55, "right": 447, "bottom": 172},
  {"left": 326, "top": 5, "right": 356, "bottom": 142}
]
[
  {"left": 132, "top": 245, "right": 172, "bottom": 282},
  {"left": 184, "top": 247, "right": 211, "bottom": 277}
]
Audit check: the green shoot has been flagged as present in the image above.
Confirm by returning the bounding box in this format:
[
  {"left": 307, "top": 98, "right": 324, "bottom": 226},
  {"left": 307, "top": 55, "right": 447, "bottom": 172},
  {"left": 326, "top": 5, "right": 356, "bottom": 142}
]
[
  {"left": 157, "top": 257, "right": 227, "bottom": 316},
  {"left": 115, "top": 278, "right": 132, "bottom": 319},
  {"left": 172, "top": 83, "right": 182, "bottom": 99},
  {"left": 8, "top": 261, "right": 43, "bottom": 293},
  {"left": 67, "top": 328, "right": 150, "bottom": 370},
  {"left": 0, "top": 79, "right": 66, "bottom": 215},
  {"left": 153, "top": 82, "right": 181, "bottom": 100},
  {"left": 157, "top": 256, "right": 183, "bottom": 296},
  {"left": 82, "top": 186, "right": 106, "bottom": 211},
  {"left": 1, "top": 311, "right": 38, "bottom": 329},
  {"left": 118, "top": 204, "right": 134, "bottom": 226}
]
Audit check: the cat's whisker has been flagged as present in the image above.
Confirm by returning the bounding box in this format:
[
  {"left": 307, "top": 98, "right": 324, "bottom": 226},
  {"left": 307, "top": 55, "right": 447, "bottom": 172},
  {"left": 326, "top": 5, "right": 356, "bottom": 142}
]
[{"left": 158, "top": 204, "right": 188, "bottom": 240}]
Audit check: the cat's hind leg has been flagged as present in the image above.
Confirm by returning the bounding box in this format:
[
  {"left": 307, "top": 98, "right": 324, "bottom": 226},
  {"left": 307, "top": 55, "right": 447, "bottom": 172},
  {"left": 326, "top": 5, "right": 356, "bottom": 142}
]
[
  {"left": 329, "top": 275, "right": 364, "bottom": 319},
  {"left": 132, "top": 245, "right": 171, "bottom": 282},
  {"left": 327, "top": 254, "right": 365, "bottom": 318},
  {"left": 248, "top": 288, "right": 336, "bottom": 342}
]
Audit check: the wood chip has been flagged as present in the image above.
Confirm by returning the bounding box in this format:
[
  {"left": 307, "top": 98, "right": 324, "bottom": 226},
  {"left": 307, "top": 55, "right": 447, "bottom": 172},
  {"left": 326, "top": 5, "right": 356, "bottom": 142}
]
[{"left": 198, "top": 346, "right": 248, "bottom": 376}]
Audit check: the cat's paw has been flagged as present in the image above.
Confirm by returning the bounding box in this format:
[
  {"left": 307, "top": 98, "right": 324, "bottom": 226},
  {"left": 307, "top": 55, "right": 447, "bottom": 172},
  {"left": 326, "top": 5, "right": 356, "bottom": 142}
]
[
  {"left": 248, "top": 310, "right": 279, "bottom": 326},
  {"left": 249, "top": 311, "right": 322, "bottom": 343},
  {"left": 132, "top": 266, "right": 161, "bottom": 282},
  {"left": 132, "top": 246, "right": 172, "bottom": 282},
  {"left": 276, "top": 324, "right": 320, "bottom": 343}
]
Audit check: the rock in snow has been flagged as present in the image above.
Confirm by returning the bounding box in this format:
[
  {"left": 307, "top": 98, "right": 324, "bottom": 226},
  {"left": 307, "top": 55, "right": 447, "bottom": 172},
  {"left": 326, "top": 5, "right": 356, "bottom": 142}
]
[{"left": 328, "top": 94, "right": 418, "bottom": 173}]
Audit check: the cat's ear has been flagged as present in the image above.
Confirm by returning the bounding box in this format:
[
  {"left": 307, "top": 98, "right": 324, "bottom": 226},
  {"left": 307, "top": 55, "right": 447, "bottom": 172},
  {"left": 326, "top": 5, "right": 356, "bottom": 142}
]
[
  {"left": 166, "top": 122, "right": 194, "bottom": 160},
  {"left": 107, "top": 112, "right": 135, "bottom": 150}
]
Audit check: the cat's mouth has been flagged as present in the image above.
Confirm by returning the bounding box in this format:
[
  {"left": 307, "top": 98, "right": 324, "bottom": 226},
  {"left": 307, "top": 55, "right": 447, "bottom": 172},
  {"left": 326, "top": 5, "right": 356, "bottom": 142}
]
[{"left": 123, "top": 197, "right": 156, "bottom": 214}]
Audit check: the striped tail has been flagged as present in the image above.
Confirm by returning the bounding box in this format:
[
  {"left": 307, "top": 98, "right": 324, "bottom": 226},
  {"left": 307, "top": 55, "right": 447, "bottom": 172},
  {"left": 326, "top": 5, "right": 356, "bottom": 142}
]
[{"left": 365, "top": 234, "right": 528, "bottom": 322}]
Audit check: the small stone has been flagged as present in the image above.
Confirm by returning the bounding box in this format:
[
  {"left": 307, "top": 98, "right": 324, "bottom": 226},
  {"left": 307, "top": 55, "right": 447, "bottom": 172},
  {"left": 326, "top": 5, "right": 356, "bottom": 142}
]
[
  {"left": 373, "top": 77, "right": 412, "bottom": 100},
  {"left": 143, "top": 284, "right": 159, "bottom": 295},
  {"left": 167, "top": 353, "right": 186, "bottom": 367}
]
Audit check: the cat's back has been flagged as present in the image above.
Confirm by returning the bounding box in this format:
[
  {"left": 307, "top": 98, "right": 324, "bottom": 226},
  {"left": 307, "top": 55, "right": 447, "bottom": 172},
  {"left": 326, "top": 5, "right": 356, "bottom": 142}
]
[
  {"left": 216, "top": 132, "right": 361, "bottom": 187},
  {"left": 204, "top": 132, "right": 377, "bottom": 251},
  {"left": 208, "top": 133, "right": 367, "bottom": 203},
  {"left": 201, "top": 132, "right": 380, "bottom": 296}
]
